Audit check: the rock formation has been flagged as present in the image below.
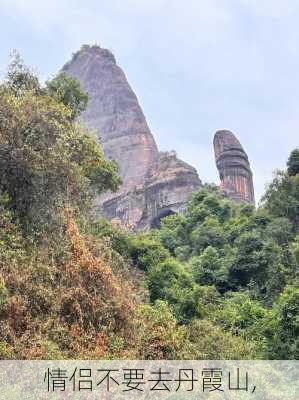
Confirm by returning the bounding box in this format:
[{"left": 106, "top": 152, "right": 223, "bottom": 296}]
[
  {"left": 213, "top": 130, "right": 255, "bottom": 204},
  {"left": 62, "top": 45, "right": 202, "bottom": 229},
  {"left": 63, "top": 44, "right": 159, "bottom": 188},
  {"left": 101, "top": 151, "right": 201, "bottom": 230}
]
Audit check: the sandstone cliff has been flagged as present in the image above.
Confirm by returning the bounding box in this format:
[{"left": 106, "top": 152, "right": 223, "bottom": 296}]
[
  {"left": 62, "top": 45, "right": 202, "bottom": 229},
  {"left": 63, "top": 44, "right": 159, "bottom": 188},
  {"left": 101, "top": 151, "right": 201, "bottom": 230},
  {"left": 213, "top": 130, "right": 255, "bottom": 204}
]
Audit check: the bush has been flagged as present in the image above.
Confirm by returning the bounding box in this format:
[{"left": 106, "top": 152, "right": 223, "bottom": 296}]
[
  {"left": 184, "top": 319, "right": 258, "bottom": 359},
  {"left": 136, "top": 301, "right": 187, "bottom": 359},
  {"left": 0, "top": 278, "right": 8, "bottom": 314},
  {"left": 148, "top": 258, "right": 199, "bottom": 322}
]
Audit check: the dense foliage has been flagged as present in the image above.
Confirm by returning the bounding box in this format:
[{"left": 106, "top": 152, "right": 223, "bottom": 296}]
[
  {"left": 92, "top": 159, "right": 299, "bottom": 360},
  {"left": 106, "top": 183, "right": 298, "bottom": 359},
  {"left": 0, "top": 56, "right": 297, "bottom": 359},
  {"left": 0, "top": 54, "right": 120, "bottom": 243}
]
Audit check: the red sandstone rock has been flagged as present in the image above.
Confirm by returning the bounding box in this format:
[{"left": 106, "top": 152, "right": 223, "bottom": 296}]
[
  {"left": 62, "top": 45, "right": 158, "bottom": 188},
  {"left": 62, "top": 45, "right": 202, "bottom": 229},
  {"left": 213, "top": 130, "right": 255, "bottom": 204}
]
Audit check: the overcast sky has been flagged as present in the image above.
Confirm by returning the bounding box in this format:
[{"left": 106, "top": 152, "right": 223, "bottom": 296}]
[{"left": 1, "top": 0, "right": 299, "bottom": 201}]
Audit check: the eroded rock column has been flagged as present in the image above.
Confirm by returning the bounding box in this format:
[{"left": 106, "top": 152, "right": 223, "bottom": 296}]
[{"left": 214, "top": 130, "right": 255, "bottom": 204}]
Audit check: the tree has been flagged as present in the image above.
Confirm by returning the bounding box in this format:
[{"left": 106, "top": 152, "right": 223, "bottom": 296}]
[
  {"left": 0, "top": 55, "right": 120, "bottom": 240},
  {"left": 190, "top": 216, "right": 227, "bottom": 253},
  {"left": 189, "top": 246, "right": 233, "bottom": 292},
  {"left": 228, "top": 231, "right": 289, "bottom": 301},
  {"left": 159, "top": 213, "right": 185, "bottom": 255},
  {"left": 136, "top": 301, "right": 187, "bottom": 359},
  {"left": 184, "top": 319, "right": 257, "bottom": 359},
  {"left": 262, "top": 149, "right": 299, "bottom": 233},
  {"left": 129, "top": 234, "right": 170, "bottom": 271},
  {"left": 287, "top": 148, "right": 299, "bottom": 176},
  {"left": 190, "top": 246, "right": 221, "bottom": 285},
  {"left": 262, "top": 286, "right": 299, "bottom": 359},
  {"left": 211, "top": 292, "right": 267, "bottom": 340},
  {"left": 46, "top": 72, "right": 88, "bottom": 120},
  {"left": 4, "top": 51, "right": 40, "bottom": 97},
  {"left": 229, "top": 231, "right": 265, "bottom": 288},
  {"left": 264, "top": 217, "right": 293, "bottom": 246},
  {"left": 0, "top": 193, "right": 25, "bottom": 270},
  {"left": 147, "top": 258, "right": 199, "bottom": 322}
]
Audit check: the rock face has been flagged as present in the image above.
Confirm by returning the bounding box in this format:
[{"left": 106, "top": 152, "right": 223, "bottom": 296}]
[
  {"left": 62, "top": 44, "right": 159, "bottom": 188},
  {"left": 63, "top": 45, "right": 202, "bottom": 229},
  {"left": 141, "top": 152, "right": 201, "bottom": 229},
  {"left": 101, "top": 151, "right": 201, "bottom": 230},
  {"left": 213, "top": 130, "right": 255, "bottom": 204}
]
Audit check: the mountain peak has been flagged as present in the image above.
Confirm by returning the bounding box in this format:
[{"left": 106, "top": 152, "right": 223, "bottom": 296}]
[
  {"left": 62, "top": 45, "right": 202, "bottom": 229},
  {"left": 64, "top": 44, "right": 116, "bottom": 71},
  {"left": 62, "top": 45, "right": 159, "bottom": 188}
]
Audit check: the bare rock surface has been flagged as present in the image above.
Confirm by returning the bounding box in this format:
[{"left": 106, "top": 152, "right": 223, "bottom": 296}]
[
  {"left": 213, "top": 130, "right": 255, "bottom": 204},
  {"left": 100, "top": 151, "right": 202, "bottom": 230},
  {"left": 63, "top": 46, "right": 255, "bottom": 228},
  {"left": 63, "top": 45, "right": 202, "bottom": 229},
  {"left": 63, "top": 45, "right": 159, "bottom": 188}
]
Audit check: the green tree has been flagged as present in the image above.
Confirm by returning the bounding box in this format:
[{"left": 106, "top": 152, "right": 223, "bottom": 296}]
[
  {"left": 0, "top": 56, "right": 120, "bottom": 240},
  {"left": 189, "top": 246, "right": 233, "bottom": 292},
  {"left": 264, "top": 217, "right": 293, "bottom": 246},
  {"left": 229, "top": 231, "right": 266, "bottom": 288},
  {"left": 129, "top": 234, "right": 170, "bottom": 271},
  {"left": 190, "top": 216, "right": 227, "bottom": 253},
  {"left": 190, "top": 246, "right": 221, "bottom": 285},
  {"left": 4, "top": 51, "right": 40, "bottom": 97},
  {"left": 147, "top": 258, "right": 199, "bottom": 322},
  {"left": 159, "top": 213, "right": 184, "bottom": 254},
  {"left": 211, "top": 292, "right": 268, "bottom": 341},
  {"left": 287, "top": 148, "right": 299, "bottom": 176},
  {"left": 262, "top": 171, "right": 299, "bottom": 232},
  {"left": 262, "top": 286, "right": 299, "bottom": 359},
  {"left": 136, "top": 301, "right": 187, "bottom": 359},
  {"left": 184, "top": 319, "right": 257, "bottom": 359},
  {"left": 46, "top": 72, "right": 88, "bottom": 120}
]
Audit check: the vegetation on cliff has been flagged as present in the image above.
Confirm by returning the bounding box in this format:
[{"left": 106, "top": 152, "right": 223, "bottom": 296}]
[{"left": 0, "top": 56, "right": 297, "bottom": 359}]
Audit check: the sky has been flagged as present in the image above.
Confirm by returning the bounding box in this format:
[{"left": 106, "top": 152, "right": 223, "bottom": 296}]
[{"left": 1, "top": 0, "right": 299, "bottom": 202}]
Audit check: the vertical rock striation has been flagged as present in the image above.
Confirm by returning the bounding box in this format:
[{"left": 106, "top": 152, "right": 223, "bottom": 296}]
[
  {"left": 62, "top": 45, "right": 202, "bottom": 229},
  {"left": 62, "top": 44, "right": 159, "bottom": 188},
  {"left": 213, "top": 130, "right": 255, "bottom": 204}
]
